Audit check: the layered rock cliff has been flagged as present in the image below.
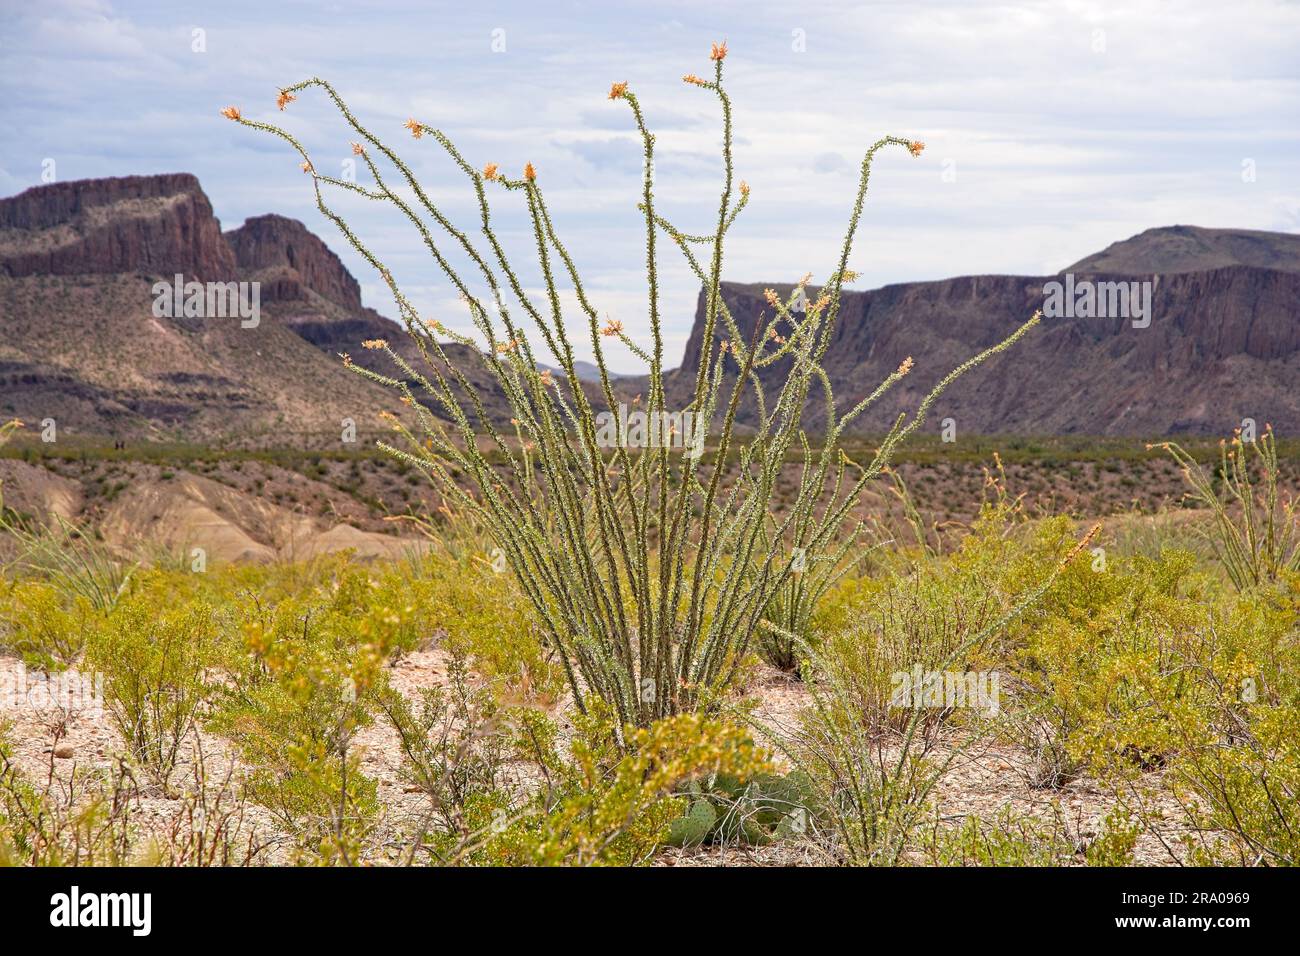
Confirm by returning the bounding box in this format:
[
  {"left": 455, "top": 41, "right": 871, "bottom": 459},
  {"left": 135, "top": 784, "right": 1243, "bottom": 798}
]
[
  {"left": 0, "top": 174, "right": 236, "bottom": 281},
  {"left": 669, "top": 229, "right": 1300, "bottom": 435},
  {"left": 2, "top": 173, "right": 1296, "bottom": 439}
]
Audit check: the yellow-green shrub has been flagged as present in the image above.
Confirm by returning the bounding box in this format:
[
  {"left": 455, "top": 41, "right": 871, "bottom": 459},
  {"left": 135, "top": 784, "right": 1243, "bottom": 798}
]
[
  {"left": 401, "top": 553, "right": 563, "bottom": 706},
  {"left": 84, "top": 591, "right": 216, "bottom": 788},
  {"left": 208, "top": 587, "right": 390, "bottom": 863},
  {"left": 465, "top": 706, "right": 772, "bottom": 866},
  {"left": 0, "top": 578, "right": 98, "bottom": 669}
]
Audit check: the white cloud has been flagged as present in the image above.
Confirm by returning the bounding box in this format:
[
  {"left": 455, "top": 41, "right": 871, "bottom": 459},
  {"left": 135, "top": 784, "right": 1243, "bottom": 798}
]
[{"left": 1, "top": 0, "right": 1296, "bottom": 370}]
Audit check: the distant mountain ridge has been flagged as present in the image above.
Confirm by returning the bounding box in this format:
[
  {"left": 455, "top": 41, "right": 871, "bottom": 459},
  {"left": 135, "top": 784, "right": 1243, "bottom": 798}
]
[
  {"left": 0, "top": 175, "right": 516, "bottom": 440},
  {"left": 666, "top": 225, "right": 1300, "bottom": 435},
  {"left": 1, "top": 173, "right": 1296, "bottom": 438},
  {"left": 0, "top": 173, "right": 236, "bottom": 281},
  {"left": 1066, "top": 224, "right": 1300, "bottom": 276}
]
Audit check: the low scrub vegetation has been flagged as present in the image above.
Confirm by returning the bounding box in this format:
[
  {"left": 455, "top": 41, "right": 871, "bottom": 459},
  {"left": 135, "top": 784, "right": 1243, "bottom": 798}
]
[
  {"left": 1, "top": 455, "right": 1297, "bottom": 866},
  {"left": 1, "top": 47, "right": 1297, "bottom": 868}
]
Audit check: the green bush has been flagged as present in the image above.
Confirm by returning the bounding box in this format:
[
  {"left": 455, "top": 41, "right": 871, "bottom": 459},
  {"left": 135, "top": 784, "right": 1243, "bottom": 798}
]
[
  {"left": 0, "top": 579, "right": 98, "bottom": 669},
  {"left": 228, "top": 47, "right": 1038, "bottom": 731},
  {"left": 208, "top": 586, "right": 388, "bottom": 864},
  {"left": 428, "top": 705, "right": 774, "bottom": 866},
  {"left": 85, "top": 590, "right": 216, "bottom": 788}
]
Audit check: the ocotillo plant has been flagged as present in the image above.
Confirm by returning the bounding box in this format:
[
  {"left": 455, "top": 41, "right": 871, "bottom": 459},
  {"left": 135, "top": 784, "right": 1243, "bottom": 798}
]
[
  {"left": 224, "top": 44, "right": 1039, "bottom": 734},
  {"left": 1155, "top": 424, "right": 1300, "bottom": 590}
]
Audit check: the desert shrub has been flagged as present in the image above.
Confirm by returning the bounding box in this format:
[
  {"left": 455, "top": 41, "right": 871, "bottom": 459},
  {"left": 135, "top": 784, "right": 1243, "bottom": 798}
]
[
  {"left": 778, "top": 684, "right": 951, "bottom": 865},
  {"left": 1073, "top": 578, "right": 1300, "bottom": 864},
  {"left": 376, "top": 651, "right": 517, "bottom": 860},
  {"left": 226, "top": 45, "right": 1039, "bottom": 731},
  {"left": 0, "top": 730, "right": 138, "bottom": 866},
  {"left": 209, "top": 590, "right": 390, "bottom": 864},
  {"left": 812, "top": 503, "right": 1076, "bottom": 737},
  {"left": 1004, "top": 550, "right": 1189, "bottom": 787},
  {"left": 84, "top": 591, "right": 215, "bottom": 788},
  {"left": 1007, "top": 547, "right": 1282, "bottom": 791},
  {"left": 200, "top": 559, "right": 458, "bottom": 861},
  {"left": 394, "top": 703, "right": 773, "bottom": 866},
  {"left": 1004, "top": 526, "right": 1300, "bottom": 863},
  {"left": 1084, "top": 807, "right": 1143, "bottom": 866},
  {"left": 775, "top": 506, "right": 1095, "bottom": 864},
  {"left": 812, "top": 573, "right": 889, "bottom": 647},
  {"left": 494, "top": 707, "right": 772, "bottom": 866},
  {"left": 923, "top": 804, "right": 1138, "bottom": 867},
  {"left": 134, "top": 746, "right": 271, "bottom": 867},
  {"left": 392, "top": 550, "right": 563, "bottom": 705},
  {"left": 0, "top": 720, "right": 265, "bottom": 867},
  {"left": 1156, "top": 425, "right": 1300, "bottom": 590},
  {"left": 1172, "top": 701, "right": 1300, "bottom": 866},
  {"left": 0, "top": 578, "right": 98, "bottom": 668}
]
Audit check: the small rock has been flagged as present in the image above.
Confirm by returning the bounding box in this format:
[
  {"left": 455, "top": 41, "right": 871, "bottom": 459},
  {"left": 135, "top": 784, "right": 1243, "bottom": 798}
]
[{"left": 53, "top": 744, "right": 75, "bottom": 759}]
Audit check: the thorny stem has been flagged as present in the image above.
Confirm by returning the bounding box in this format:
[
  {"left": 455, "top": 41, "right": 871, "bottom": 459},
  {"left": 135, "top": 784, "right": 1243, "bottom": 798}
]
[{"left": 226, "top": 48, "right": 1039, "bottom": 735}]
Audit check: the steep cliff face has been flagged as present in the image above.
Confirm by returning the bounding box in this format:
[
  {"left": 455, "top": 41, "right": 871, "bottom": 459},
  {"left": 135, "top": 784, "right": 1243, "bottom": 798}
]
[
  {"left": 2, "top": 172, "right": 1295, "bottom": 440},
  {"left": 0, "top": 176, "right": 406, "bottom": 440},
  {"left": 225, "top": 214, "right": 363, "bottom": 311},
  {"left": 0, "top": 174, "right": 237, "bottom": 281},
  {"left": 0, "top": 174, "right": 528, "bottom": 440},
  {"left": 670, "top": 235, "right": 1300, "bottom": 436},
  {"left": 222, "top": 213, "right": 516, "bottom": 423}
]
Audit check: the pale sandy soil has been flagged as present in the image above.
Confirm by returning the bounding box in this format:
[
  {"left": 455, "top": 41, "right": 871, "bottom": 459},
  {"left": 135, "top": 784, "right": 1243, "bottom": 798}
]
[
  {"left": 0, "top": 653, "right": 1195, "bottom": 867},
  {"left": 0, "top": 459, "right": 429, "bottom": 564}
]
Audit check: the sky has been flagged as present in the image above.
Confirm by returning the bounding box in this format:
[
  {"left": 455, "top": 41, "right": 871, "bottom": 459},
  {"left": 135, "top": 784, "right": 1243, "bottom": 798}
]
[{"left": 2, "top": 0, "right": 1297, "bottom": 373}]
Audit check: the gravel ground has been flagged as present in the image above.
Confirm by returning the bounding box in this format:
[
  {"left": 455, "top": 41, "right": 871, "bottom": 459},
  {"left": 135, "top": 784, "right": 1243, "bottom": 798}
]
[{"left": 1, "top": 654, "right": 1198, "bottom": 866}]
